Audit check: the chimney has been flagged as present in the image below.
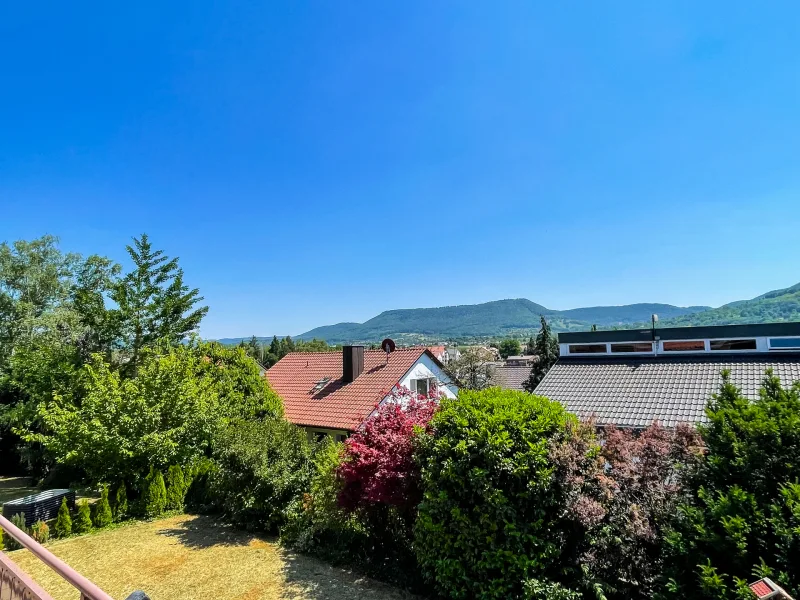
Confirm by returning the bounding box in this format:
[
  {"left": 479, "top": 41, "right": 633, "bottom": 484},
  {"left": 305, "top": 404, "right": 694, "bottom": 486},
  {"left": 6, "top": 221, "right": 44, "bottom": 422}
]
[{"left": 342, "top": 345, "right": 365, "bottom": 383}]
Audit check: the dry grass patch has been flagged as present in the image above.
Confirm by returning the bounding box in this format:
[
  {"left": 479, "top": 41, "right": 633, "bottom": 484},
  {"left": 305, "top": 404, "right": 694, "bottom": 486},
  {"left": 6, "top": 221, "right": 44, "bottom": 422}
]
[{"left": 8, "top": 514, "right": 420, "bottom": 600}]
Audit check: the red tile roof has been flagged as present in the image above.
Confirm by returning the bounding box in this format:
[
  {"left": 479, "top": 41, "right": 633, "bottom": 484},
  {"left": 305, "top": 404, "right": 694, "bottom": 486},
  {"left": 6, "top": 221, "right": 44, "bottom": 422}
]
[
  {"left": 427, "top": 346, "right": 446, "bottom": 359},
  {"left": 750, "top": 580, "right": 774, "bottom": 598},
  {"left": 266, "top": 348, "right": 432, "bottom": 431}
]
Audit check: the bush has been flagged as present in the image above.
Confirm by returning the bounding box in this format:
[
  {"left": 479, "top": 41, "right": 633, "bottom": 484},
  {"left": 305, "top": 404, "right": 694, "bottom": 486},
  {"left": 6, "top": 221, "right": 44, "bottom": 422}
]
[
  {"left": 210, "top": 418, "right": 316, "bottom": 533},
  {"left": 30, "top": 520, "right": 49, "bottom": 544},
  {"left": 3, "top": 513, "right": 27, "bottom": 550},
  {"left": 184, "top": 457, "right": 217, "bottom": 511},
  {"left": 54, "top": 497, "right": 72, "bottom": 537},
  {"left": 414, "top": 389, "right": 573, "bottom": 600},
  {"left": 662, "top": 371, "right": 800, "bottom": 599},
  {"left": 93, "top": 485, "right": 113, "bottom": 528},
  {"left": 73, "top": 499, "right": 92, "bottom": 534},
  {"left": 165, "top": 465, "right": 186, "bottom": 511},
  {"left": 111, "top": 482, "right": 128, "bottom": 521},
  {"left": 549, "top": 420, "right": 703, "bottom": 599},
  {"left": 141, "top": 466, "right": 167, "bottom": 518}
]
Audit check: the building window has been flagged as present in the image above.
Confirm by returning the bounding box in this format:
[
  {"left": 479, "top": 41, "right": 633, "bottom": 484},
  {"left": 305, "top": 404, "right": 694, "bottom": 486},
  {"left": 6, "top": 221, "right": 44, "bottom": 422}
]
[
  {"left": 411, "top": 378, "right": 434, "bottom": 396},
  {"left": 610, "top": 342, "right": 653, "bottom": 353},
  {"left": 314, "top": 431, "right": 329, "bottom": 442},
  {"left": 663, "top": 340, "right": 706, "bottom": 352},
  {"left": 568, "top": 344, "right": 607, "bottom": 354},
  {"left": 769, "top": 337, "right": 800, "bottom": 350},
  {"left": 336, "top": 434, "right": 348, "bottom": 443},
  {"left": 710, "top": 339, "right": 757, "bottom": 351}
]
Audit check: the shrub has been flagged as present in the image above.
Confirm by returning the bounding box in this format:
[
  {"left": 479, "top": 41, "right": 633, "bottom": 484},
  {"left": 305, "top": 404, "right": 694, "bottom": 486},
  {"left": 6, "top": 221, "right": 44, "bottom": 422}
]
[
  {"left": 549, "top": 420, "right": 703, "bottom": 599},
  {"left": 662, "top": 371, "right": 800, "bottom": 599},
  {"left": 414, "top": 389, "right": 573, "bottom": 600},
  {"left": 165, "top": 465, "right": 186, "bottom": 511},
  {"left": 111, "top": 482, "right": 128, "bottom": 520},
  {"left": 54, "top": 497, "right": 72, "bottom": 537},
  {"left": 30, "top": 520, "right": 49, "bottom": 544},
  {"left": 141, "top": 466, "right": 167, "bottom": 518},
  {"left": 337, "top": 394, "right": 437, "bottom": 517},
  {"left": 184, "top": 457, "right": 217, "bottom": 511},
  {"left": 73, "top": 499, "right": 92, "bottom": 534},
  {"left": 3, "top": 513, "right": 27, "bottom": 550},
  {"left": 210, "top": 418, "right": 316, "bottom": 533},
  {"left": 93, "top": 485, "right": 113, "bottom": 528}
]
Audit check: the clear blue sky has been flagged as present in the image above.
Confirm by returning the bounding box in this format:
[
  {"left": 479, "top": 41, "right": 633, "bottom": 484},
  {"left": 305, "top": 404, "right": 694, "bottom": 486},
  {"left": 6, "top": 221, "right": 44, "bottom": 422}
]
[{"left": 2, "top": 2, "right": 799, "bottom": 339}]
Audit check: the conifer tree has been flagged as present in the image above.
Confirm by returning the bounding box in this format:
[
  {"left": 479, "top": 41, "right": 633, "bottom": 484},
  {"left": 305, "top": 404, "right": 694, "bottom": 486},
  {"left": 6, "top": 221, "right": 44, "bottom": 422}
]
[
  {"left": 112, "top": 483, "right": 128, "bottom": 521},
  {"left": 73, "top": 500, "right": 92, "bottom": 534},
  {"left": 54, "top": 497, "right": 72, "bottom": 538},
  {"left": 165, "top": 465, "right": 186, "bottom": 511},
  {"left": 523, "top": 316, "right": 560, "bottom": 392},
  {"left": 93, "top": 485, "right": 113, "bottom": 528},
  {"left": 110, "top": 234, "right": 208, "bottom": 370},
  {"left": 142, "top": 466, "right": 167, "bottom": 517}
]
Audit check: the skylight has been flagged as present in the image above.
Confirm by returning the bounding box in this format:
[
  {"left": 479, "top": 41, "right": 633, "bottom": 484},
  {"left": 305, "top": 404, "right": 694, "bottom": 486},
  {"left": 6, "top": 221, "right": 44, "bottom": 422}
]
[{"left": 312, "top": 377, "right": 331, "bottom": 393}]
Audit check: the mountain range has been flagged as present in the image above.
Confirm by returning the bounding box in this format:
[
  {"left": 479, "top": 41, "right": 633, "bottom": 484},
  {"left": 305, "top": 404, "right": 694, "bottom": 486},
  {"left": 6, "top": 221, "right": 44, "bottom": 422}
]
[{"left": 216, "top": 281, "right": 800, "bottom": 345}]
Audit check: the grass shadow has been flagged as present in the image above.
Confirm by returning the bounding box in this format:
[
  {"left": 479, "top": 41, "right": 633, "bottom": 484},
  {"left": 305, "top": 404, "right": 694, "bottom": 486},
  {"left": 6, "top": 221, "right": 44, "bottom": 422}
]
[{"left": 156, "top": 514, "right": 266, "bottom": 549}]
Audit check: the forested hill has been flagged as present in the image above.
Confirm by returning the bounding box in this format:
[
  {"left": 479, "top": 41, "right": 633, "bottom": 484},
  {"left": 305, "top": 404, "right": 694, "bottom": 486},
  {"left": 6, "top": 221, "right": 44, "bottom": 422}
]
[
  {"left": 292, "top": 299, "right": 710, "bottom": 343},
  {"left": 661, "top": 282, "right": 800, "bottom": 327}
]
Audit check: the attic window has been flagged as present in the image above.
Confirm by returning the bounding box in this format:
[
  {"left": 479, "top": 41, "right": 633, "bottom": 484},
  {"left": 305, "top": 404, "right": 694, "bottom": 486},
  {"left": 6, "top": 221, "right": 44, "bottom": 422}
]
[
  {"left": 312, "top": 377, "right": 331, "bottom": 393},
  {"left": 769, "top": 337, "right": 800, "bottom": 350},
  {"left": 710, "top": 339, "right": 757, "bottom": 351},
  {"left": 569, "top": 344, "right": 607, "bottom": 354},
  {"left": 610, "top": 343, "right": 653, "bottom": 353}
]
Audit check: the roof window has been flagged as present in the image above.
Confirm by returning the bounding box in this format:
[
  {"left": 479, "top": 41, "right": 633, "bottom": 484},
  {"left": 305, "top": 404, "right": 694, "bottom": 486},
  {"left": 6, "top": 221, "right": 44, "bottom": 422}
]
[
  {"left": 710, "top": 339, "right": 757, "bottom": 351},
  {"left": 312, "top": 377, "right": 331, "bottom": 393}
]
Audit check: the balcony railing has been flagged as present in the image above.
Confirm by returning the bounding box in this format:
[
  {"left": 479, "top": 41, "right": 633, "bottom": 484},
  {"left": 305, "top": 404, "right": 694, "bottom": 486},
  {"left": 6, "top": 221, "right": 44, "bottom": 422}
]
[{"left": 0, "top": 514, "right": 146, "bottom": 600}]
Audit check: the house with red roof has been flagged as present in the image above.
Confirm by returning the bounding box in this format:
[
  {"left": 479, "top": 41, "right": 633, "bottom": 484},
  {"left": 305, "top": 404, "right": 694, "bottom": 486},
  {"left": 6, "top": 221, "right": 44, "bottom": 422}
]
[{"left": 266, "top": 345, "right": 458, "bottom": 441}]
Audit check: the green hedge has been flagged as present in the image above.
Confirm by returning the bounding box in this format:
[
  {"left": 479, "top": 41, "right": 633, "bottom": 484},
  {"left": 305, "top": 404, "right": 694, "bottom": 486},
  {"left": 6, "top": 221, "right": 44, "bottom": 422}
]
[{"left": 414, "top": 388, "right": 573, "bottom": 599}]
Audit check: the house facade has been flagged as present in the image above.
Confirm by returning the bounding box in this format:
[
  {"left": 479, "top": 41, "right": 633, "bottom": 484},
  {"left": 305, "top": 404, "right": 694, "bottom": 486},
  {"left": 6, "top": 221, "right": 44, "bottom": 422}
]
[
  {"left": 266, "top": 345, "right": 457, "bottom": 441},
  {"left": 534, "top": 323, "right": 800, "bottom": 428}
]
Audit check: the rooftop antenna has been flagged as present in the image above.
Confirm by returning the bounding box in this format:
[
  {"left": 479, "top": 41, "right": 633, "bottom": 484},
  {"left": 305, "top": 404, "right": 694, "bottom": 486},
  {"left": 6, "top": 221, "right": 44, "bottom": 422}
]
[{"left": 381, "top": 338, "right": 396, "bottom": 364}]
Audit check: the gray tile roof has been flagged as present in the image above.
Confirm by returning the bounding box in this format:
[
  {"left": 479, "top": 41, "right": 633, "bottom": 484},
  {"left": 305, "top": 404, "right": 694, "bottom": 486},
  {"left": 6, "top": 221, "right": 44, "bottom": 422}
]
[
  {"left": 534, "top": 354, "right": 800, "bottom": 428},
  {"left": 491, "top": 364, "right": 533, "bottom": 391}
]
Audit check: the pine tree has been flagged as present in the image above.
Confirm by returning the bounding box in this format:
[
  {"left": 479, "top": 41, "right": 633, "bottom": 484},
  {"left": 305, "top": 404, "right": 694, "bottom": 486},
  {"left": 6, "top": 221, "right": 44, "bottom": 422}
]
[
  {"left": 54, "top": 497, "right": 73, "bottom": 537},
  {"left": 110, "top": 234, "right": 208, "bottom": 370},
  {"left": 523, "top": 316, "right": 560, "bottom": 392},
  {"left": 93, "top": 485, "right": 113, "bottom": 528},
  {"left": 142, "top": 466, "right": 167, "bottom": 518},
  {"left": 165, "top": 465, "right": 186, "bottom": 511},
  {"left": 112, "top": 482, "right": 128, "bottom": 521},
  {"left": 74, "top": 500, "right": 93, "bottom": 534},
  {"left": 525, "top": 335, "right": 535, "bottom": 355}
]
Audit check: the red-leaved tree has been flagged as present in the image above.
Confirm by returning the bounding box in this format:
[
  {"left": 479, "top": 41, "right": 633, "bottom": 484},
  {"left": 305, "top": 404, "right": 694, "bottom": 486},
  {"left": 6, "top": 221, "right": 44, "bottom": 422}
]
[
  {"left": 337, "top": 387, "right": 439, "bottom": 517},
  {"left": 550, "top": 420, "right": 703, "bottom": 600}
]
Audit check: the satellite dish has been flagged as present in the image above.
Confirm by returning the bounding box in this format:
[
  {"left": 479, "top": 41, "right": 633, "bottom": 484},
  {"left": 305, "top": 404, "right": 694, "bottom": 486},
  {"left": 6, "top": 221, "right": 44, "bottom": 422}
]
[{"left": 381, "top": 338, "right": 396, "bottom": 354}]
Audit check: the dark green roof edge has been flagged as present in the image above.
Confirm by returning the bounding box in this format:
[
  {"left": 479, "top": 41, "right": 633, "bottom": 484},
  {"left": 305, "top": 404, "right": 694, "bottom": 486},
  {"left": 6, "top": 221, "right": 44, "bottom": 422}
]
[{"left": 559, "top": 322, "right": 800, "bottom": 344}]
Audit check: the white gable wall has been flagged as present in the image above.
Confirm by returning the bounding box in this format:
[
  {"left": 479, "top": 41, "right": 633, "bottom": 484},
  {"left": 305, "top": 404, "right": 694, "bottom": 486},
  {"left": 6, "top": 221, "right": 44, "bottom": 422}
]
[{"left": 397, "top": 353, "right": 458, "bottom": 398}]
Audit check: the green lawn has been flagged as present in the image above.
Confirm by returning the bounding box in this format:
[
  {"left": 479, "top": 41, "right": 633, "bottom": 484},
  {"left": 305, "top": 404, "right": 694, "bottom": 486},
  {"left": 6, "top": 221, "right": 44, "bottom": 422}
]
[
  {"left": 8, "top": 514, "right": 419, "bottom": 600},
  {"left": 0, "top": 475, "right": 37, "bottom": 507}
]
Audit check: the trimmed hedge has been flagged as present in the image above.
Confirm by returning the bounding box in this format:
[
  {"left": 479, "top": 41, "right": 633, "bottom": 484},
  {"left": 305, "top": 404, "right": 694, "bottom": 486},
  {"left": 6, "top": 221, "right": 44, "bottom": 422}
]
[{"left": 414, "top": 389, "right": 573, "bottom": 600}]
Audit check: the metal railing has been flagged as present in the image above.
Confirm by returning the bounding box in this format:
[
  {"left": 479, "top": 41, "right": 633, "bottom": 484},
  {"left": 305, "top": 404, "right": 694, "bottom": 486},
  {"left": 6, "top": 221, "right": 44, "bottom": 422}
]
[{"left": 0, "top": 513, "right": 133, "bottom": 600}]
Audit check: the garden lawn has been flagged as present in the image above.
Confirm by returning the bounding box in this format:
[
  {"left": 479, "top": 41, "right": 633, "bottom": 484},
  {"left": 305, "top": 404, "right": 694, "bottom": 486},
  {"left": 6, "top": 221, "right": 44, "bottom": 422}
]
[
  {"left": 8, "top": 514, "right": 419, "bottom": 600},
  {"left": 0, "top": 476, "right": 36, "bottom": 507}
]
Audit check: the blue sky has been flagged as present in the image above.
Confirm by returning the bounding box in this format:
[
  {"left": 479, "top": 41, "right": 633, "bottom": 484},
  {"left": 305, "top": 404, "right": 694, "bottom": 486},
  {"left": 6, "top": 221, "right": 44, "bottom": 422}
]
[{"left": 1, "top": 2, "right": 799, "bottom": 338}]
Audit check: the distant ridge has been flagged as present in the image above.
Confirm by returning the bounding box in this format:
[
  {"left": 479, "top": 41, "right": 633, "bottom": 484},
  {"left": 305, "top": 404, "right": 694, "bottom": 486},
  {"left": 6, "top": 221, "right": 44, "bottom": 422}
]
[{"left": 216, "top": 280, "right": 800, "bottom": 345}]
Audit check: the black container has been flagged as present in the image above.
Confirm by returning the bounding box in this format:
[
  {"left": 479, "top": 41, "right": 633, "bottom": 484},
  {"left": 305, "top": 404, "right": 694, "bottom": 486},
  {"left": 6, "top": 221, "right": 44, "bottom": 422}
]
[{"left": 2, "top": 489, "right": 76, "bottom": 527}]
